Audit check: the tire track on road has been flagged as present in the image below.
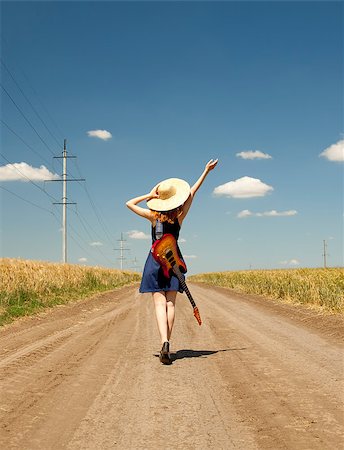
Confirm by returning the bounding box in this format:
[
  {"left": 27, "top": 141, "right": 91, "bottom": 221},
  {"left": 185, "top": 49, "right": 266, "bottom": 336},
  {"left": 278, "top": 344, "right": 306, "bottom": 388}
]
[{"left": 0, "top": 283, "right": 342, "bottom": 449}]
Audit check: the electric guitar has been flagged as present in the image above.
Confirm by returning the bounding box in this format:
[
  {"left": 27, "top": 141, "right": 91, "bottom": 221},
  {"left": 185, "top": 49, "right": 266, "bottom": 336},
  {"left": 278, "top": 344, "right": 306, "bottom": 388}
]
[{"left": 151, "top": 234, "right": 202, "bottom": 326}]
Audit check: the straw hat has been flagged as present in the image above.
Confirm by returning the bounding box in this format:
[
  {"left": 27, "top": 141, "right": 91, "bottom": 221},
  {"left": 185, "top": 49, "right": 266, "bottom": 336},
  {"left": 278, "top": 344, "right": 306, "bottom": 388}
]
[{"left": 146, "top": 178, "right": 191, "bottom": 212}]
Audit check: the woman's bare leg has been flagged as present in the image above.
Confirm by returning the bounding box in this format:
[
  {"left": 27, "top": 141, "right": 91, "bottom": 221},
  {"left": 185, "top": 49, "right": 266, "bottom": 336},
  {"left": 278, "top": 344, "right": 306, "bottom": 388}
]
[
  {"left": 153, "top": 291, "right": 168, "bottom": 344},
  {"left": 166, "top": 291, "right": 177, "bottom": 341}
]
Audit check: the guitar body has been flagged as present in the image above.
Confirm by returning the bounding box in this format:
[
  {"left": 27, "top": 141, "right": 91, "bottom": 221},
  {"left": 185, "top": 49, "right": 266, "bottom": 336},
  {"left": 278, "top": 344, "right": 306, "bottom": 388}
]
[
  {"left": 151, "top": 234, "right": 187, "bottom": 279},
  {"left": 151, "top": 234, "right": 202, "bottom": 326}
]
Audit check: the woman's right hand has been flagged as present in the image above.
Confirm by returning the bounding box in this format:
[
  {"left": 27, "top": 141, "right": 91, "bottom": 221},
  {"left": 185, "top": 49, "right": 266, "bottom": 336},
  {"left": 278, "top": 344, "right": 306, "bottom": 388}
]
[
  {"left": 147, "top": 185, "right": 160, "bottom": 200},
  {"left": 205, "top": 159, "right": 219, "bottom": 172}
]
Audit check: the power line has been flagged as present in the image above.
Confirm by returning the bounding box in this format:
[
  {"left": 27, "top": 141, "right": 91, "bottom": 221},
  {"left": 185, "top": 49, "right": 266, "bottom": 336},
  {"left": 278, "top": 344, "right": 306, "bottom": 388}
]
[
  {"left": 48, "top": 208, "right": 107, "bottom": 267},
  {"left": 1, "top": 185, "right": 65, "bottom": 256},
  {"left": 1, "top": 159, "right": 110, "bottom": 268},
  {"left": 58, "top": 199, "right": 115, "bottom": 267},
  {"left": 2, "top": 55, "right": 114, "bottom": 261},
  {"left": 71, "top": 209, "right": 115, "bottom": 266},
  {"left": 1, "top": 83, "right": 56, "bottom": 157},
  {"left": 72, "top": 158, "right": 114, "bottom": 247},
  {"left": 0, "top": 43, "right": 113, "bottom": 267},
  {"left": 67, "top": 222, "right": 107, "bottom": 267},
  {"left": 58, "top": 157, "right": 116, "bottom": 266},
  {"left": 1, "top": 58, "right": 61, "bottom": 150},
  {"left": 1, "top": 146, "right": 113, "bottom": 267},
  {"left": 62, "top": 160, "right": 116, "bottom": 265},
  {"left": 0, "top": 185, "right": 56, "bottom": 215},
  {"left": 84, "top": 184, "right": 114, "bottom": 246},
  {"left": 1, "top": 119, "right": 53, "bottom": 167},
  {"left": 1, "top": 182, "right": 112, "bottom": 267},
  {"left": 0, "top": 151, "right": 59, "bottom": 202},
  {"left": 0, "top": 34, "right": 65, "bottom": 142},
  {"left": 1, "top": 151, "right": 114, "bottom": 268},
  {"left": 22, "top": 72, "right": 65, "bottom": 141},
  {"left": 74, "top": 209, "right": 109, "bottom": 249},
  {"left": 1, "top": 71, "right": 113, "bottom": 266}
]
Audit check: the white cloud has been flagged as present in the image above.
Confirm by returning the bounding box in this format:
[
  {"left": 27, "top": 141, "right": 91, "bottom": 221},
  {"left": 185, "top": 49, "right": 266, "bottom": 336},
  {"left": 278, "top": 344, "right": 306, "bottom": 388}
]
[
  {"left": 237, "top": 209, "right": 297, "bottom": 218},
  {"left": 214, "top": 176, "right": 273, "bottom": 199},
  {"left": 262, "top": 210, "right": 297, "bottom": 217},
  {"left": 87, "top": 129, "right": 112, "bottom": 141},
  {"left": 90, "top": 241, "right": 103, "bottom": 246},
  {"left": 127, "top": 230, "right": 150, "bottom": 240},
  {"left": 236, "top": 150, "right": 272, "bottom": 160},
  {"left": 280, "top": 259, "right": 300, "bottom": 266},
  {"left": 0, "top": 162, "right": 59, "bottom": 182},
  {"left": 320, "top": 140, "right": 344, "bottom": 162},
  {"left": 237, "top": 209, "right": 253, "bottom": 218},
  {"left": 78, "top": 257, "right": 88, "bottom": 263},
  {"left": 179, "top": 238, "right": 186, "bottom": 243},
  {"left": 184, "top": 255, "right": 197, "bottom": 259}
]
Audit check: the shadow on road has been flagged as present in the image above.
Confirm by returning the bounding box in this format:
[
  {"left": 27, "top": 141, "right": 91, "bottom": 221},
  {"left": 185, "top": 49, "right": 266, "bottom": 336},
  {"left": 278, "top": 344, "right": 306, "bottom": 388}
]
[
  {"left": 171, "top": 348, "right": 247, "bottom": 362},
  {"left": 154, "top": 348, "right": 247, "bottom": 362}
]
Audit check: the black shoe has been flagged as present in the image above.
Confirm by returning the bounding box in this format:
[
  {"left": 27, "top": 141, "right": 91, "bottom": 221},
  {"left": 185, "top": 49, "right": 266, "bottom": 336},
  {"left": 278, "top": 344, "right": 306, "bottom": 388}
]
[{"left": 159, "top": 341, "right": 172, "bottom": 365}]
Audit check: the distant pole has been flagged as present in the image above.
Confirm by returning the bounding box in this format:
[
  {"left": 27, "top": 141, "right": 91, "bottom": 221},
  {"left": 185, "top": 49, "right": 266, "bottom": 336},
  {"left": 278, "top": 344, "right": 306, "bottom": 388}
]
[
  {"left": 62, "top": 140, "right": 67, "bottom": 263},
  {"left": 131, "top": 257, "right": 140, "bottom": 272},
  {"left": 114, "top": 233, "right": 129, "bottom": 270},
  {"left": 323, "top": 240, "right": 328, "bottom": 268}
]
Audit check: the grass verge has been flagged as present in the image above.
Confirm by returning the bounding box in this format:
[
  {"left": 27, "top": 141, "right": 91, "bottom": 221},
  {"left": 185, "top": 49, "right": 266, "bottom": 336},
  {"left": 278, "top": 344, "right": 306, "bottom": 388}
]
[
  {"left": 0, "top": 258, "right": 141, "bottom": 326},
  {"left": 189, "top": 268, "right": 344, "bottom": 314}
]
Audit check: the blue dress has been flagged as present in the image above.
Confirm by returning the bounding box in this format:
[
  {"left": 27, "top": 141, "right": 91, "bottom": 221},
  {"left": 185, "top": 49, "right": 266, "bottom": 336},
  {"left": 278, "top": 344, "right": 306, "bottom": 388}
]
[{"left": 139, "top": 219, "right": 186, "bottom": 293}]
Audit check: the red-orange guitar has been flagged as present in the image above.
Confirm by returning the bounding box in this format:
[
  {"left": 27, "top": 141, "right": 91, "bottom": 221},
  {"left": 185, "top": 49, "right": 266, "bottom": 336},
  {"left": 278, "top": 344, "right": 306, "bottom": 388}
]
[{"left": 151, "top": 234, "right": 202, "bottom": 326}]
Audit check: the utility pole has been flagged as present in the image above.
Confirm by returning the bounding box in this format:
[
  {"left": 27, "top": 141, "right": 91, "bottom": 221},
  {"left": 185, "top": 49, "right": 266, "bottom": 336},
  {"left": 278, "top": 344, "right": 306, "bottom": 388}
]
[
  {"left": 46, "top": 139, "right": 85, "bottom": 263},
  {"left": 130, "top": 257, "right": 140, "bottom": 272},
  {"left": 322, "top": 240, "right": 329, "bottom": 268},
  {"left": 114, "top": 233, "right": 129, "bottom": 270}
]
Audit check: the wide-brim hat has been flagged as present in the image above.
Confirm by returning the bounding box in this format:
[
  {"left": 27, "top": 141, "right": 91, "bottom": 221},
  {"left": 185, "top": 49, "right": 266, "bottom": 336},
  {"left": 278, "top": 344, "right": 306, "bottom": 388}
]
[{"left": 146, "top": 178, "right": 191, "bottom": 212}]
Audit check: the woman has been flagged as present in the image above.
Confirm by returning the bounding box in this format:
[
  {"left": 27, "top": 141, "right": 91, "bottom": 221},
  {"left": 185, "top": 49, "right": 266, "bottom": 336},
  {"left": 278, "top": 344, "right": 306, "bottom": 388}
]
[{"left": 126, "top": 159, "right": 218, "bottom": 364}]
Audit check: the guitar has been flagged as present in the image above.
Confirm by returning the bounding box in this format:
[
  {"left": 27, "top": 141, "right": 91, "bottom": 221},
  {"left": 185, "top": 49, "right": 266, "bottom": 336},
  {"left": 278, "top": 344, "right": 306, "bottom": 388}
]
[{"left": 151, "top": 234, "right": 202, "bottom": 326}]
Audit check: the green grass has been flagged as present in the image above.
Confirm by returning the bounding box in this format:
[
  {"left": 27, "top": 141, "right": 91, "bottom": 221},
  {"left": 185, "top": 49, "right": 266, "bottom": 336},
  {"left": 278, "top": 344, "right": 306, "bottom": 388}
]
[{"left": 0, "top": 258, "right": 141, "bottom": 326}]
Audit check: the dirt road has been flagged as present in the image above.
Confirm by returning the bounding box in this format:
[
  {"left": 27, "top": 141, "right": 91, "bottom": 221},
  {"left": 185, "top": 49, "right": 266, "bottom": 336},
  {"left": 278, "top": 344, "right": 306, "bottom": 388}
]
[{"left": 0, "top": 283, "right": 343, "bottom": 449}]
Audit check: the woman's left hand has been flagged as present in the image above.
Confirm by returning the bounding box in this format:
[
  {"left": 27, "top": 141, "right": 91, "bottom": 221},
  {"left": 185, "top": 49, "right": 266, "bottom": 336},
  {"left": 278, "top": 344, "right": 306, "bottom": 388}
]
[{"left": 205, "top": 158, "right": 218, "bottom": 172}]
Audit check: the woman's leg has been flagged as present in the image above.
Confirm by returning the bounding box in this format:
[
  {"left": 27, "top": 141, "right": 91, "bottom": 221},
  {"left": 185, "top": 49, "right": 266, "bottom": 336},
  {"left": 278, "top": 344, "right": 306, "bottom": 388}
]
[
  {"left": 152, "top": 291, "right": 168, "bottom": 345},
  {"left": 166, "top": 290, "right": 177, "bottom": 341}
]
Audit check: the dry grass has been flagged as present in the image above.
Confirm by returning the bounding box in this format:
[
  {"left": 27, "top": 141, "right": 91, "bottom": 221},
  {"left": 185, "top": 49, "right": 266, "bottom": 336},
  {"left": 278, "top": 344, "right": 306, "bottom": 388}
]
[
  {"left": 189, "top": 268, "right": 344, "bottom": 313},
  {"left": 0, "top": 258, "right": 141, "bottom": 325}
]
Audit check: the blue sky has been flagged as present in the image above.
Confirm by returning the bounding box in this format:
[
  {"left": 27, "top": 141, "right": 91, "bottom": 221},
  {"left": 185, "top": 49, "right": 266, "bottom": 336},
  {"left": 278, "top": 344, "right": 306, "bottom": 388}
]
[{"left": 1, "top": 1, "right": 343, "bottom": 273}]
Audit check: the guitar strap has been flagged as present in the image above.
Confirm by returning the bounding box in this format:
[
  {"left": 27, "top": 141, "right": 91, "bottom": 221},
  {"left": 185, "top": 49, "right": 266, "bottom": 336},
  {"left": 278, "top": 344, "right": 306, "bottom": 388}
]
[{"left": 155, "top": 219, "right": 163, "bottom": 240}]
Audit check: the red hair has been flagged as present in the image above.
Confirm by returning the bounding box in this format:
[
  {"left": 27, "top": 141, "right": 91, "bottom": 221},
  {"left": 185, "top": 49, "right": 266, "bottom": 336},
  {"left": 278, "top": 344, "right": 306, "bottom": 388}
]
[{"left": 152, "top": 207, "right": 182, "bottom": 224}]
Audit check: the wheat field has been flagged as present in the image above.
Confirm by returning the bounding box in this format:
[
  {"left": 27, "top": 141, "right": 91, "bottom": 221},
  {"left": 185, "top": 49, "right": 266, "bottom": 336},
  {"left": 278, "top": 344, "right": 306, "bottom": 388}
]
[
  {"left": 189, "top": 268, "right": 344, "bottom": 313},
  {"left": 0, "top": 258, "right": 141, "bottom": 325},
  {"left": 1, "top": 260, "right": 343, "bottom": 324}
]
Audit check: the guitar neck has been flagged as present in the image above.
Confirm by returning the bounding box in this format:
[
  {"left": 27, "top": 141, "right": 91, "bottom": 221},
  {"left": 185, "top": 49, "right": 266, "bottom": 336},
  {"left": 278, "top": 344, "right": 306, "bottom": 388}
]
[{"left": 172, "top": 265, "right": 196, "bottom": 309}]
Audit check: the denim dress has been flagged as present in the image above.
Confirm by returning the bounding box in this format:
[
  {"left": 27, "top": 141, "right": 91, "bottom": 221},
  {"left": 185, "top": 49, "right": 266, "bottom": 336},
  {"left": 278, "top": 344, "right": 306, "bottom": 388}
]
[{"left": 139, "top": 220, "right": 186, "bottom": 293}]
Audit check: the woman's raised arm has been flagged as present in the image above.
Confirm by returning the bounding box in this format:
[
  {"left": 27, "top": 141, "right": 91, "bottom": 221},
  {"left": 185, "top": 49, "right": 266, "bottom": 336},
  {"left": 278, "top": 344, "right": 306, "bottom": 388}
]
[
  {"left": 190, "top": 159, "right": 218, "bottom": 196},
  {"left": 126, "top": 189, "right": 158, "bottom": 221},
  {"left": 179, "top": 159, "right": 218, "bottom": 223}
]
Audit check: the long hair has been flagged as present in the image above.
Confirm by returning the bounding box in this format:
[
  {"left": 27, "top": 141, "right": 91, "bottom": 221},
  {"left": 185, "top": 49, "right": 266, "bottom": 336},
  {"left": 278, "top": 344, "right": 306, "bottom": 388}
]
[{"left": 152, "top": 206, "right": 183, "bottom": 224}]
